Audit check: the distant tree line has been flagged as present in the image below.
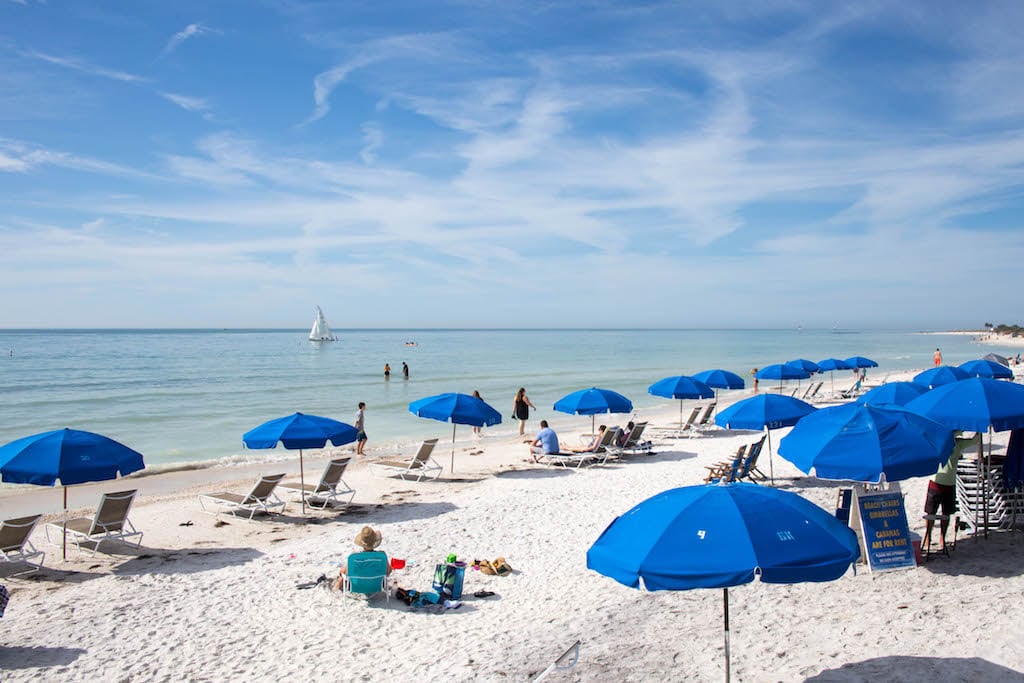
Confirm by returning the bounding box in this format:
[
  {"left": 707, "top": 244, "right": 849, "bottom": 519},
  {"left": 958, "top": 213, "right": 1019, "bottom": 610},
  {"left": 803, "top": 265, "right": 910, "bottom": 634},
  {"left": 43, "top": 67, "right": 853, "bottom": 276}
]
[{"left": 986, "top": 323, "right": 1024, "bottom": 337}]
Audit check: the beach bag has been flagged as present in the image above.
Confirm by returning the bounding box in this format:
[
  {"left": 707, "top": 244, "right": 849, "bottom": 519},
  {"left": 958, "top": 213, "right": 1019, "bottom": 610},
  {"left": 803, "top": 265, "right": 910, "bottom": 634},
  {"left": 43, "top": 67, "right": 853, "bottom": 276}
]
[{"left": 432, "top": 563, "right": 457, "bottom": 599}]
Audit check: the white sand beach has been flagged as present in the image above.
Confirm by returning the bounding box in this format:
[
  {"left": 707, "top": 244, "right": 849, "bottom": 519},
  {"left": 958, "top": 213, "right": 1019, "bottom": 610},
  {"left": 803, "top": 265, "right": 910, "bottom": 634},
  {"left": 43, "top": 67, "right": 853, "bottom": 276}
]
[{"left": 3, "top": 369, "right": 1024, "bottom": 681}]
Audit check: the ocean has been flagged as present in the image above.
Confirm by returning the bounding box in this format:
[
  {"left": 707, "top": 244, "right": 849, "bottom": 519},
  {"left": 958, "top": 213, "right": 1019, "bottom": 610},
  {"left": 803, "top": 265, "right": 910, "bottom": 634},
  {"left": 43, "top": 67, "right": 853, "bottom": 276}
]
[{"left": 0, "top": 328, "right": 1010, "bottom": 473}]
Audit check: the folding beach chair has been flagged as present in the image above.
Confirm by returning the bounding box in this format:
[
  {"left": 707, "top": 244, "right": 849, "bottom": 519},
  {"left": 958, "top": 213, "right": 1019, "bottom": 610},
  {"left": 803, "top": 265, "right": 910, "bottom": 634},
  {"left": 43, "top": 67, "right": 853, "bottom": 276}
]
[
  {"left": 0, "top": 514, "right": 45, "bottom": 571},
  {"left": 705, "top": 445, "right": 747, "bottom": 483},
  {"left": 279, "top": 457, "right": 355, "bottom": 509},
  {"left": 735, "top": 435, "right": 767, "bottom": 482},
  {"left": 688, "top": 403, "right": 718, "bottom": 437},
  {"left": 370, "top": 439, "right": 442, "bottom": 481},
  {"left": 45, "top": 490, "right": 143, "bottom": 555},
  {"left": 198, "top": 474, "right": 286, "bottom": 520},
  {"left": 342, "top": 551, "right": 390, "bottom": 603}
]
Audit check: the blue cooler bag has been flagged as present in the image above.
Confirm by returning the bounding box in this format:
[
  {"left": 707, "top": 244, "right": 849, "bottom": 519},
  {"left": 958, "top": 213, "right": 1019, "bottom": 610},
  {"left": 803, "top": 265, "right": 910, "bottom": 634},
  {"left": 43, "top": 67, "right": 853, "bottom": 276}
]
[{"left": 432, "top": 562, "right": 466, "bottom": 600}]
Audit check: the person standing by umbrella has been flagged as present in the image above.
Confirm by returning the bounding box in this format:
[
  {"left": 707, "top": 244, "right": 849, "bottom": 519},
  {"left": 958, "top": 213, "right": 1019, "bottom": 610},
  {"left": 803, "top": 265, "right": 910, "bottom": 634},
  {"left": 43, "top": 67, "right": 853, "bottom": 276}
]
[
  {"left": 354, "top": 402, "right": 367, "bottom": 455},
  {"left": 923, "top": 431, "right": 980, "bottom": 552},
  {"left": 513, "top": 387, "right": 536, "bottom": 436},
  {"left": 934, "top": 348, "right": 943, "bottom": 366},
  {"left": 472, "top": 390, "right": 484, "bottom": 436}
]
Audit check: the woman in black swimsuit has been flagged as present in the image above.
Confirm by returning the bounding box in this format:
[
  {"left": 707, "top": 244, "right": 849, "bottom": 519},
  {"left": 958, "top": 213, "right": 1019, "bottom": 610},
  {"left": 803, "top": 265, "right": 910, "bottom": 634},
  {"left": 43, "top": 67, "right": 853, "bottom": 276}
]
[{"left": 513, "top": 387, "right": 536, "bottom": 436}]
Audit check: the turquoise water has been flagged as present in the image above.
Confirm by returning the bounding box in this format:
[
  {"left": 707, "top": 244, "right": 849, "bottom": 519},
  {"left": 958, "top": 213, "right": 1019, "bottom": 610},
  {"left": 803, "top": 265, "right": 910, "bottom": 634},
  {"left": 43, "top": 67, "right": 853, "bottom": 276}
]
[{"left": 0, "top": 328, "right": 1011, "bottom": 470}]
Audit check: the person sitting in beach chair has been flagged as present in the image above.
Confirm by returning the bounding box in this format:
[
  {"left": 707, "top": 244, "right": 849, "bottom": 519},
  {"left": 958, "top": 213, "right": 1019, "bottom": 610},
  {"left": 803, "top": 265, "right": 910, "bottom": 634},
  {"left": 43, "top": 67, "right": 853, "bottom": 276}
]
[
  {"left": 572, "top": 425, "right": 609, "bottom": 453},
  {"left": 529, "top": 420, "right": 561, "bottom": 463},
  {"left": 333, "top": 526, "right": 392, "bottom": 597}
]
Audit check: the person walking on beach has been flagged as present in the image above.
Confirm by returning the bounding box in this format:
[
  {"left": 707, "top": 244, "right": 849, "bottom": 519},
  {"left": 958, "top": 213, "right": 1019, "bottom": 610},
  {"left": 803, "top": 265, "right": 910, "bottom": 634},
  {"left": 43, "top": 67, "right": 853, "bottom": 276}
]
[
  {"left": 384, "top": 363, "right": 391, "bottom": 379},
  {"left": 751, "top": 368, "right": 759, "bottom": 394},
  {"left": 513, "top": 387, "right": 536, "bottom": 436},
  {"left": 402, "top": 362, "right": 409, "bottom": 379},
  {"left": 354, "top": 402, "right": 367, "bottom": 455},
  {"left": 934, "top": 348, "right": 942, "bottom": 366},
  {"left": 472, "top": 390, "right": 484, "bottom": 435}
]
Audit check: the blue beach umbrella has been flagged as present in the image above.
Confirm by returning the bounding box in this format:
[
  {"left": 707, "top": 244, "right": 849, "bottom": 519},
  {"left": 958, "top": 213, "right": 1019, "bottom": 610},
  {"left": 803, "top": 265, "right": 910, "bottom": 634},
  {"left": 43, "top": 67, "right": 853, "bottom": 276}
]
[
  {"left": 779, "top": 403, "right": 954, "bottom": 483},
  {"left": 692, "top": 369, "right": 746, "bottom": 391},
  {"left": 714, "top": 394, "right": 816, "bottom": 484},
  {"left": 409, "top": 392, "right": 502, "bottom": 472},
  {"left": 786, "top": 359, "right": 820, "bottom": 374},
  {"left": 587, "top": 482, "right": 859, "bottom": 682},
  {"left": 855, "top": 381, "right": 928, "bottom": 407},
  {"left": 553, "top": 387, "right": 633, "bottom": 435},
  {"left": 906, "top": 378, "right": 1024, "bottom": 535},
  {"left": 817, "top": 358, "right": 854, "bottom": 394},
  {"left": 243, "top": 412, "right": 358, "bottom": 513},
  {"left": 913, "top": 365, "right": 969, "bottom": 389},
  {"left": 958, "top": 359, "right": 1014, "bottom": 380},
  {"left": 0, "top": 428, "right": 146, "bottom": 558},
  {"left": 844, "top": 356, "right": 878, "bottom": 369},
  {"left": 756, "top": 364, "right": 810, "bottom": 393},
  {"left": 649, "top": 376, "right": 714, "bottom": 429}
]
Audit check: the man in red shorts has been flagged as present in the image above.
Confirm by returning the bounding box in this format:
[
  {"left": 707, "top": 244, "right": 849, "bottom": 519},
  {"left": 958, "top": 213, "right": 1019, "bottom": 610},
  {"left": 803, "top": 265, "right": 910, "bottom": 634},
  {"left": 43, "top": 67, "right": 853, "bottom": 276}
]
[{"left": 924, "top": 431, "right": 980, "bottom": 551}]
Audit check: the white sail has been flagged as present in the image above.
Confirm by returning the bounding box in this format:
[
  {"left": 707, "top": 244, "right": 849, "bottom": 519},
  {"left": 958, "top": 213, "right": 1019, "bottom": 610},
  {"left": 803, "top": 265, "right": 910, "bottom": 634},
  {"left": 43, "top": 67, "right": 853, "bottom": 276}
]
[{"left": 309, "top": 306, "right": 337, "bottom": 341}]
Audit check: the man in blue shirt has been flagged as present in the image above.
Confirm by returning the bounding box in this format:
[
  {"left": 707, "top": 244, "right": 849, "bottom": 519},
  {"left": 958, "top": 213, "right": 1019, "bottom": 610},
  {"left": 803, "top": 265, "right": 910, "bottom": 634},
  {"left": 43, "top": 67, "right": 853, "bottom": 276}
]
[{"left": 529, "top": 420, "right": 560, "bottom": 462}]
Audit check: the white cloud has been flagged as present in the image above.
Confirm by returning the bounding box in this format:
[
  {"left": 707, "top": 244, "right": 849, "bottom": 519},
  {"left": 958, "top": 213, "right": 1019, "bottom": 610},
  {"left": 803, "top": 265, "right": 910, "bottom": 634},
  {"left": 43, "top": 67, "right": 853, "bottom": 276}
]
[
  {"left": 159, "top": 92, "right": 210, "bottom": 113},
  {"left": 160, "top": 23, "right": 217, "bottom": 58},
  {"left": 22, "top": 50, "right": 147, "bottom": 83}
]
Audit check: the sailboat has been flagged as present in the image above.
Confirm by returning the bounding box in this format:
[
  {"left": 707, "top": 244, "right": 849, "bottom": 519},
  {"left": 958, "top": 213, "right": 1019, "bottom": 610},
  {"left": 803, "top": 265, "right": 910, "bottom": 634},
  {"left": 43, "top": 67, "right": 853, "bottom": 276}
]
[{"left": 309, "top": 306, "right": 337, "bottom": 342}]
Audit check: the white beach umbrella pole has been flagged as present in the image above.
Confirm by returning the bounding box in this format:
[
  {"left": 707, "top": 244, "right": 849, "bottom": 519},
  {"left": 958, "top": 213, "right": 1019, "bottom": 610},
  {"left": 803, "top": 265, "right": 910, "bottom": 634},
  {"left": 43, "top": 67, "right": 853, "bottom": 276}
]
[
  {"left": 299, "top": 448, "right": 306, "bottom": 515},
  {"left": 451, "top": 423, "right": 457, "bottom": 473},
  {"left": 723, "top": 587, "right": 731, "bottom": 683},
  {"left": 63, "top": 485, "right": 68, "bottom": 560},
  {"left": 766, "top": 428, "right": 775, "bottom": 486}
]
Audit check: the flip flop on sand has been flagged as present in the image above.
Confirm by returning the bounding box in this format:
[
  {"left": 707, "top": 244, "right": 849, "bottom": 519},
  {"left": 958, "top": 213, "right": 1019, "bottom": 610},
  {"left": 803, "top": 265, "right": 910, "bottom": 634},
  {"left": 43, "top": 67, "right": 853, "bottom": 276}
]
[{"left": 473, "top": 590, "right": 496, "bottom": 598}]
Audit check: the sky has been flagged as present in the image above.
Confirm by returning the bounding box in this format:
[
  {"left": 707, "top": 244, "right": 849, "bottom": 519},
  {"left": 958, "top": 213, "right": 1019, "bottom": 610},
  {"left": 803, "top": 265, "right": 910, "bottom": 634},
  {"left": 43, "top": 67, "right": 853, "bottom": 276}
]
[{"left": 1, "top": 1, "right": 1023, "bottom": 329}]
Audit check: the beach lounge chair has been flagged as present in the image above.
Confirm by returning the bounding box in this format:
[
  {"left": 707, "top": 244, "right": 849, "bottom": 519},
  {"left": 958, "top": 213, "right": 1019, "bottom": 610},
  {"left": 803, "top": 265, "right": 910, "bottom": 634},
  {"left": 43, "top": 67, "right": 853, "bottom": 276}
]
[
  {"left": 45, "top": 490, "right": 143, "bottom": 555},
  {"left": 279, "top": 457, "right": 355, "bottom": 509},
  {"left": 342, "top": 551, "right": 390, "bottom": 603},
  {"left": 607, "top": 422, "right": 652, "bottom": 457},
  {"left": 582, "top": 426, "right": 623, "bottom": 466},
  {"left": 198, "top": 474, "right": 286, "bottom": 520},
  {"left": 0, "top": 514, "right": 45, "bottom": 571},
  {"left": 735, "top": 435, "right": 767, "bottom": 482},
  {"left": 687, "top": 403, "right": 718, "bottom": 437},
  {"left": 839, "top": 379, "right": 862, "bottom": 399},
  {"left": 370, "top": 439, "right": 442, "bottom": 481},
  {"left": 801, "top": 381, "right": 823, "bottom": 401},
  {"left": 705, "top": 445, "right": 746, "bottom": 483}
]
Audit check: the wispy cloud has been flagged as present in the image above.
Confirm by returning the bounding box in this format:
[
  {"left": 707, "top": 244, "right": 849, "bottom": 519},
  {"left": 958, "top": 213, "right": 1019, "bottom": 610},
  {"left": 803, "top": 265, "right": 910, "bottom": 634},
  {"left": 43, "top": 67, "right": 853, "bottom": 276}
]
[
  {"left": 159, "top": 92, "right": 209, "bottom": 113},
  {"left": 160, "top": 23, "right": 218, "bottom": 58},
  {"left": 21, "top": 49, "right": 147, "bottom": 83}
]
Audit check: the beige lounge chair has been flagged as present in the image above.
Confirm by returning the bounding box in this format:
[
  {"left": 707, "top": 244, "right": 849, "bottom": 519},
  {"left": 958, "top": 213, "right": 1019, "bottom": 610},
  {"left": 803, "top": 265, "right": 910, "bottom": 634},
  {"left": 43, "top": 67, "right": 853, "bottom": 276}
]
[
  {"left": 279, "top": 458, "right": 355, "bottom": 509},
  {"left": 370, "top": 439, "right": 442, "bottom": 481},
  {"left": 607, "top": 422, "right": 652, "bottom": 457},
  {"left": 198, "top": 474, "right": 286, "bottom": 520},
  {"left": 0, "top": 514, "right": 45, "bottom": 571},
  {"left": 45, "top": 490, "right": 143, "bottom": 555}
]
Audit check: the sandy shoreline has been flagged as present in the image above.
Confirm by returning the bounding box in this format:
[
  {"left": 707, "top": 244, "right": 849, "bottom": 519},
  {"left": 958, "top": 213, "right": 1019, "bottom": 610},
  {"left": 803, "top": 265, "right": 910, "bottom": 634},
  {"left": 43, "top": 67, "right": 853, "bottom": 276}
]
[{"left": 3, "top": 368, "right": 1024, "bottom": 680}]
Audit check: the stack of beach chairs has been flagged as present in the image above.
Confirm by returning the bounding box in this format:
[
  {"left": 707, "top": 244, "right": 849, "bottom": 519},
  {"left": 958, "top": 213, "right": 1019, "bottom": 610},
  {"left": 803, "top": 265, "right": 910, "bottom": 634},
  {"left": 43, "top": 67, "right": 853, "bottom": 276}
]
[{"left": 955, "top": 457, "right": 1024, "bottom": 533}]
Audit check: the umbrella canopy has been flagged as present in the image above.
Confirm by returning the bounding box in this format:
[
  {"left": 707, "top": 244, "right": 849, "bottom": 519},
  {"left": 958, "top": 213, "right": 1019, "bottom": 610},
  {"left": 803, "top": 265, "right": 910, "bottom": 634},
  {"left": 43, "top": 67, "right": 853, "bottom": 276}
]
[
  {"left": 649, "top": 376, "right": 715, "bottom": 430},
  {"left": 553, "top": 387, "right": 633, "bottom": 416},
  {"left": 958, "top": 359, "right": 1014, "bottom": 380},
  {"left": 905, "top": 377, "right": 1024, "bottom": 433},
  {"left": 855, "top": 381, "right": 928, "bottom": 407},
  {"left": 816, "top": 358, "right": 853, "bottom": 372},
  {"left": 982, "top": 353, "right": 1010, "bottom": 367},
  {"left": 409, "top": 392, "right": 502, "bottom": 471},
  {"left": 0, "top": 428, "right": 145, "bottom": 486},
  {"left": 844, "top": 356, "right": 879, "bottom": 369},
  {"left": 714, "top": 394, "right": 815, "bottom": 431},
  {"left": 785, "top": 359, "right": 820, "bottom": 374},
  {"left": 692, "top": 369, "right": 745, "bottom": 391},
  {"left": 913, "top": 365, "right": 969, "bottom": 389},
  {"left": 755, "top": 364, "right": 810, "bottom": 381},
  {"left": 778, "top": 403, "right": 954, "bottom": 483},
  {"left": 648, "top": 376, "right": 714, "bottom": 400},
  {"left": 0, "top": 428, "right": 146, "bottom": 559},
  {"left": 243, "top": 412, "right": 358, "bottom": 513},
  {"left": 243, "top": 412, "right": 358, "bottom": 450},
  {"left": 587, "top": 482, "right": 859, "bottom": 681}
]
